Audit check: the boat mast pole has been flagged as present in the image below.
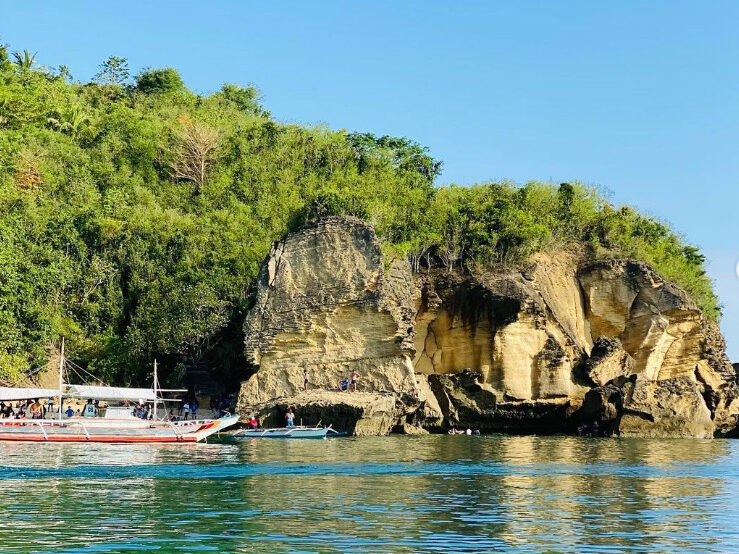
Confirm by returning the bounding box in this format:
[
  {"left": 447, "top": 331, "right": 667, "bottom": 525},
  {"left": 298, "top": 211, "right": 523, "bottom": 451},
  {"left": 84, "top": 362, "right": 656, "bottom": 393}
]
[
  {"left": 58, "top": 338, "right": 64, "bottom": 421},
  {"left": 153, "top": 359, "right": 158, "bottom": 421}
]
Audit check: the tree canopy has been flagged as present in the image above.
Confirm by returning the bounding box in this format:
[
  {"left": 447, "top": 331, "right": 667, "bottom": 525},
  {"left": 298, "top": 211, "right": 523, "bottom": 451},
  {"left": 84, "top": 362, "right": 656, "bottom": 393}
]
[{"left": 0, "top": 42, "right": 720, "bottom": 385}]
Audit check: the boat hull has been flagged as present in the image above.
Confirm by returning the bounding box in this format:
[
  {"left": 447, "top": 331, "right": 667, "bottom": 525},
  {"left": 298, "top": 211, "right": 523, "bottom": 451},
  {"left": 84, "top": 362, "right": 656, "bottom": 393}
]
[
  {"left": 233, "top": 426, "right": 330, "bottom": 439},
  {"left": 0, "top": 415, "right": 239, "bottom": 443}
]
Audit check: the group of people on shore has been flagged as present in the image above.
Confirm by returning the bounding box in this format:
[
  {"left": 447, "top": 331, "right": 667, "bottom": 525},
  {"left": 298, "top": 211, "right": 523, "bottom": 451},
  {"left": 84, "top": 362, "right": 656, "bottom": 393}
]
[
  {"left": 158, "top": 393, "right": 236, "bottom": 422},
  {"left": 209, "top": 394, "right": 236, "bottom": 417},
  {"left": 176, "top": 400, "right": 199, "bottom": 420},
  {"left": 161, "top": 393, "right": 233, "bottom": 421},
  {"left": 299, "top": 368, "right": 360, "bottom": 393},
  {"left": 339, "top": 370, "right": 360, "bottom": 392}
]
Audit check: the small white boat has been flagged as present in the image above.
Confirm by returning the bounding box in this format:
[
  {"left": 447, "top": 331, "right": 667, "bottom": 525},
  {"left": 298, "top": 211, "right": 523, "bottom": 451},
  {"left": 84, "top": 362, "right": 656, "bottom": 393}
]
[{"left": 233, "top": 425, "right": 333, "bottom": 439}]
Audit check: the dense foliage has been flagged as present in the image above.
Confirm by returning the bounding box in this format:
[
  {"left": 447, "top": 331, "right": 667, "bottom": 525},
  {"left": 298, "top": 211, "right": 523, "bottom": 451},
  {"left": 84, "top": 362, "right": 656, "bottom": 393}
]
[{"left": 0, "top": 46, "right": 719, "bottom": 385}]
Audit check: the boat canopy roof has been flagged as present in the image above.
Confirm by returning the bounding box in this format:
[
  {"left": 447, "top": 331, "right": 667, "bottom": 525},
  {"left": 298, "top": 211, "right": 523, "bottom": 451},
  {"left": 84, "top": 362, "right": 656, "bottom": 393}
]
[
  {"left": 66, "top": 385, "right": 156, "bottom": 402},
  {"left": 0, "top": 387, "right": 60, "bottom": 401}
]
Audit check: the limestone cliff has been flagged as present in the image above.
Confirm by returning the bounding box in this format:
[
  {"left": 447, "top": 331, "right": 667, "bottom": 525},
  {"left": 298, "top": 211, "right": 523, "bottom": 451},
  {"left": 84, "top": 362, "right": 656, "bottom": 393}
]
[
  {"left": 237, "top": 217, "right": 739, "bottom": 437},
  {"left": 237, "top": 217, "right": 429, "bottom": 434}
]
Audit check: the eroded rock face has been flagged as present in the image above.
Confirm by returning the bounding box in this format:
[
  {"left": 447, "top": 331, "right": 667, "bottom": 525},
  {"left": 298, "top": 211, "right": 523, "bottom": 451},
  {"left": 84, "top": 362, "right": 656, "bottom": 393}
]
[
  {"left": 585, "top": 338, "right": 635, "bottom": 387},
  {"left": 427, "top": 370, "right": 574, "bottom": 434},
  {"left": 577, "top": 384, "right": 625, "bottom": 436},
  {"left": 579, "top": 260, "right": 700, "bottom": 380},
  {"left": 238, "top": 217, "right": 738, "bottom": 437},
  {"left": 238, "top": 217, "right": 436, "bottom": 429},
  {"left": 619, "top": 376, "right": 714, "bottom": 438},
  {"left": 241, "top": 217, "right": 419, "bottom": 406},
  {"left": 413, "top": 265, "right": 589, "bottom": 405},
  {"left": 578, "top": 260, "right": 738, "bottom": 436}
]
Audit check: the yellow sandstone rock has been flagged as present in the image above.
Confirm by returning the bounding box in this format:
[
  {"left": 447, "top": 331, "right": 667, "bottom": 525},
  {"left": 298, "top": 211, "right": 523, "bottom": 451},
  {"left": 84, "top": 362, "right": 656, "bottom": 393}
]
[{"left": 237, "top": 218, "right": 739, "bottom": 437}]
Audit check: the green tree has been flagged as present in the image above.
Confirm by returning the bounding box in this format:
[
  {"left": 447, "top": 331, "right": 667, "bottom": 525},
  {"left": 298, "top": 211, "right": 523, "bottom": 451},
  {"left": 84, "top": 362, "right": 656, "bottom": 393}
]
[
  {"left": 12, "top": 49, "right": 36, "bottom": 70},
  {"left": 0, "top": 41, "right": 10, "bottom": 70},
  {"left": 56, "top": 65, "right": 73, "bottom": 82},
  {"left": 346, "top": 132, "right": 443, "bottom": 184},
  {"left": 219, "top": 84, "right": 265, "bottom": 116},
  {"left": 135, "top": 67, "right": 184, "bottom": 94},
  {"left": 93, "top": 56, "right": 129, "bottom": 85}
]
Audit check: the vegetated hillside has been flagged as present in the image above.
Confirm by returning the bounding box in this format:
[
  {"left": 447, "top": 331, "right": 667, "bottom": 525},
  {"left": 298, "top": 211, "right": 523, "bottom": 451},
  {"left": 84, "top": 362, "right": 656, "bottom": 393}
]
[{"left": 0, "top": 44, "right": 719, "bottom": 386}]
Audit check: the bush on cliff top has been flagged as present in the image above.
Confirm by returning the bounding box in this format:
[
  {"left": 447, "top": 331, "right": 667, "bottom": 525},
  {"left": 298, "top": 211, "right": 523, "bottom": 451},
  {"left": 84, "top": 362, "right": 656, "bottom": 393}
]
[{"left": 0, "top": 46, "right": 719, "bottom": 384}]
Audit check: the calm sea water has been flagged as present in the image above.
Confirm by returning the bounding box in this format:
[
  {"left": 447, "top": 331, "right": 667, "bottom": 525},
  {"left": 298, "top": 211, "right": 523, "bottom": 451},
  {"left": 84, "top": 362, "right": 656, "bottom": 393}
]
[{"left": 1, "top": 435, "right": 738, "bottom": 553}]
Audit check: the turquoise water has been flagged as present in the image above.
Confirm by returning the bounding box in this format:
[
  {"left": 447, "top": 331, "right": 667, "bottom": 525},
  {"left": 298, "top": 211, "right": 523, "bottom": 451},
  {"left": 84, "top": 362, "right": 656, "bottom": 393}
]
[{"left": 1, "top": 435, "right": 739, "bottom": 552}]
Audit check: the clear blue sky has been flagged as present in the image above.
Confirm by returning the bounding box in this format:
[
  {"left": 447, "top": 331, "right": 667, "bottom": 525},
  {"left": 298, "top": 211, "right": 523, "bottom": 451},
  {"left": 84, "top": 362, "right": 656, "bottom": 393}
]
[{"left": 3, "top": 1, "right": 738, "bottom": 358}]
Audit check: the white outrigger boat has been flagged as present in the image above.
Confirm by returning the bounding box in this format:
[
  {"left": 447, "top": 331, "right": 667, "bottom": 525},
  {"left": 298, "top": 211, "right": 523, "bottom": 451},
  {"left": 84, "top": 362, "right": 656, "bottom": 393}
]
[
  {"left": 233, "top": 424, "right": 333, "bottom": 439},
  {"left": 0, "top": 341, "right": 239, "bottom": 443},
  {"left": 0, "top": 413, "right": 239, "bottom": 443}
]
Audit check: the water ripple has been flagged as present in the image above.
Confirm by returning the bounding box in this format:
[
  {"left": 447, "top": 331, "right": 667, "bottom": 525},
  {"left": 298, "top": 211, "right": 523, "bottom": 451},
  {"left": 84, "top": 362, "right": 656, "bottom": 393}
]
[{"left": 0, "top": 435, "right": 737, "bottom": 553}]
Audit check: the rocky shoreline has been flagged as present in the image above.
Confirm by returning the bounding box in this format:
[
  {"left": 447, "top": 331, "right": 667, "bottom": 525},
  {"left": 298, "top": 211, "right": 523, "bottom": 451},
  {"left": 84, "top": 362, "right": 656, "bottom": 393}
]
[{"left": 237, "top": 217, "right": 739, "bottom": 438}]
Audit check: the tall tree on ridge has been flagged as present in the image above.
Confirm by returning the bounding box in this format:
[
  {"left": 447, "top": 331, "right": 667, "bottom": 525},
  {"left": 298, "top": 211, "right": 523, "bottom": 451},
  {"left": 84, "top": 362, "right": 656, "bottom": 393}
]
[{"left": 93, "top": 56, "right": 130, "bottom": 85}]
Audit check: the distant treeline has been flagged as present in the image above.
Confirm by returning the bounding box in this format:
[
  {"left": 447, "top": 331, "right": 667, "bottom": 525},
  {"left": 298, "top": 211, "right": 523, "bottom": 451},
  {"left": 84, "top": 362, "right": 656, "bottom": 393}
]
[{"left": 0, "top": 44, "right": 718, "bottom": 384}]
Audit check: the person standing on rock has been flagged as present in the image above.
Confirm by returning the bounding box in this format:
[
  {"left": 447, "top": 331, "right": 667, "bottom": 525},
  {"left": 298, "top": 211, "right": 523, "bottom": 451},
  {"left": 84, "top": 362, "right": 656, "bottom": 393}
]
[
  {"left": 303, "top": 367, "right": 309, "bottom": 391},
  {"left": 350, "top": 370, "right": 359, "bottom": 392}
]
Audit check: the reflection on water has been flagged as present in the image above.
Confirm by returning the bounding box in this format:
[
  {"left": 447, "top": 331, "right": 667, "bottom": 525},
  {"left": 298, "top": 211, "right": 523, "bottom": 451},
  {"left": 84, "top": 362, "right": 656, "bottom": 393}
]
[{"left": 0, "top": 436, "right": 738, "bottom": 552}]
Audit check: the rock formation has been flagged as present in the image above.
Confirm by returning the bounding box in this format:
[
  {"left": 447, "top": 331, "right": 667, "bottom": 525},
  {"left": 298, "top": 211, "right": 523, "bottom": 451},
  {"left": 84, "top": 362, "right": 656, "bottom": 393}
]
[
  {"left": 237, "top": 217, "right": 739, "bottom": 437},
  {"left": 237, "top": 217, "right": 436, "bottom": 435}
]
